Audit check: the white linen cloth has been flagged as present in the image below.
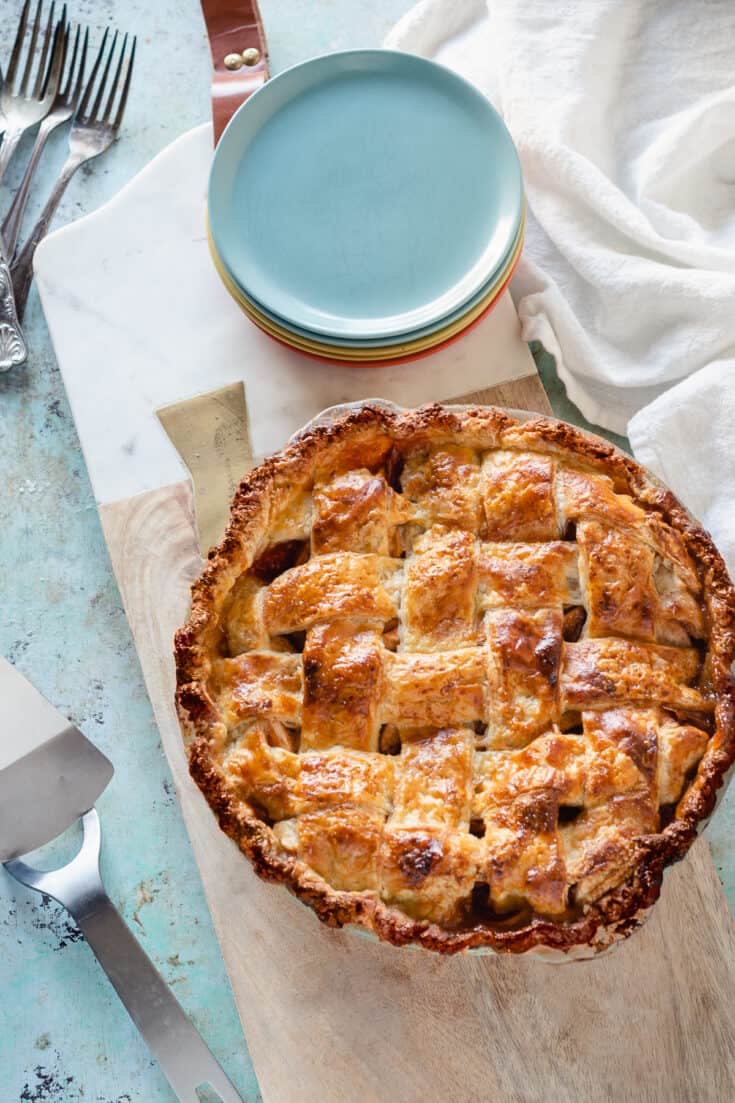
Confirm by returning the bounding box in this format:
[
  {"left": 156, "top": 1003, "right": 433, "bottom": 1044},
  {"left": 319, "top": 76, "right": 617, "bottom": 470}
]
[{"left": 387, "top": 0, "right": 735, "bottom": 567}]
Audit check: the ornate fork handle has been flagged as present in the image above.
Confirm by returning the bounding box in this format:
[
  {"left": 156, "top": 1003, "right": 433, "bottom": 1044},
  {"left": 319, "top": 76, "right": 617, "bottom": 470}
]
[
  {"left": 12, "top": 151, "right": 84, "bottom": 321},
  {"left": 0, "top": 126, "right": 23, "bottom": 185},
  {"left": 0, "top": 251, "right": 27, "bottom": 372}
]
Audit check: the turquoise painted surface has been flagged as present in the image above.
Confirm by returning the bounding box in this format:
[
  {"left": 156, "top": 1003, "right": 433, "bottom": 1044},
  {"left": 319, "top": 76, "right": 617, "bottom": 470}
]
[{"left": 0, "top": 3, "right": 733, "bottom": 1102}]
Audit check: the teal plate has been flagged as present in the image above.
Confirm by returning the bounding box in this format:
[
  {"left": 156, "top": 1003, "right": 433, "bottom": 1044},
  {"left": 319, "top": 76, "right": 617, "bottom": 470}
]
[
  {"left": 220, "top": 211, "right": 524, "bottom": 349},
  {"left": 209, "top": 50, "right": 523, "bottom": 342}
]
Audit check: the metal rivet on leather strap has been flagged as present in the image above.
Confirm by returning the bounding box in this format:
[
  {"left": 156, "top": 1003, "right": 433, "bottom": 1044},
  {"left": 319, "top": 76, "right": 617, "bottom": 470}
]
[
  {"left": 224, "top": 52, "right": 244, "bottom": 70},
  {"left": 241, "top": 47, "right": 261, "bottom": 66}
]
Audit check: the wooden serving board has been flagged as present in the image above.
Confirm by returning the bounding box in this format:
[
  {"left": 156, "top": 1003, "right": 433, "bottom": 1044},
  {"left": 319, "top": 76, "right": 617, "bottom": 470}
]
[{"left": 98, "top": 377, "right": 735, "bottom": 1103}]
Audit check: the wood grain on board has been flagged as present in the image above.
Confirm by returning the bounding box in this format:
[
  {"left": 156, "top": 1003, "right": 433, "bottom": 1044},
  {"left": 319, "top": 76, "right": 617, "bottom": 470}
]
[
  {"left": 99, "top": 372, "right": 735, "bottom": 1101},
  {"left": 450, "top": 373, "right": 553, "bottom": 415}
]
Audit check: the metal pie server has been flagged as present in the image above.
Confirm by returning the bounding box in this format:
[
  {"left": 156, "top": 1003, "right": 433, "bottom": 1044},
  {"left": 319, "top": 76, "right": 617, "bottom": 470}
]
[{"left": 0, "top": 657, "right": 243, "bottom": 1103}]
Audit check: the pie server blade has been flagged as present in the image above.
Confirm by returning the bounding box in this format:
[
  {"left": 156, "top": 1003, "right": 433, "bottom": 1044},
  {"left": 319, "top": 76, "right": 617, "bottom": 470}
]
[
  {"left": 0, "top": 656, "right": 114, "bottom": 861},
  {"left": 0, "top": 657, "right": 244, "bottom": 1103}
]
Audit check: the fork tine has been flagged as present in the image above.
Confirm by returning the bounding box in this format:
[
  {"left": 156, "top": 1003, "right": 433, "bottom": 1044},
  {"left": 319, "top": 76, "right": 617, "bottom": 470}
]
[
  {"left": 19, "top": 0, "right": 43, "bottom": 97},
  {"left": 60, "top": 23, "right": 78, "bottom": 99},
  {"left": 76, "top": 26, "right": 108, "bottom": 119},
  {"left": 89, "top": 29, "right": 117, "bottom": 121},
  {"left": 103, "top": 32, "right": 127, "bottom": 124},
  {"left": 41, "top": 9, "right": 66, "bottom": 100},
  {"left": 32, "top": 0, "right": 56, "bottom": 98},
  {"left": 113, "top": 35, "right": 136, "bottom": 131},
  {"left": 6, "top": 0, "right": 30, "bottom": 88},
  {"left": 72, "top": 27, "right": 89, "bottom": 104}
]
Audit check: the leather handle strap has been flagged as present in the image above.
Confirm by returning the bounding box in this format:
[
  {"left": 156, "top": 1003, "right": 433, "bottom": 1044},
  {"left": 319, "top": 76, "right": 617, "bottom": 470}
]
[{"left": 200, "top": 0, "right": 269, "bottom": 143}]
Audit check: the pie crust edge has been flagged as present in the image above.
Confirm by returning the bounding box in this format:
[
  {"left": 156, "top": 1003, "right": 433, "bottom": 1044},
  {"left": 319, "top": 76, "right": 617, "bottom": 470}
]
[{"left": 174, "top": 403, "right": 735, "bottom": 955}]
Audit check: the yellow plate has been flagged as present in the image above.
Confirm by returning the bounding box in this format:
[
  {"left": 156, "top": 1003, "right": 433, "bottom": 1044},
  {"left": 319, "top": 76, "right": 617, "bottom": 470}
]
[{"left": 209, "top": 214, "right": 525, "bottom": 362}]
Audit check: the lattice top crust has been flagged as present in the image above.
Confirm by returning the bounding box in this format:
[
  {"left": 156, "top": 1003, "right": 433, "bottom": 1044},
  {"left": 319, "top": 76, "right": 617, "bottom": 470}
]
[{"left": 175, "top": 404, "right": 735, "bottom": 955}]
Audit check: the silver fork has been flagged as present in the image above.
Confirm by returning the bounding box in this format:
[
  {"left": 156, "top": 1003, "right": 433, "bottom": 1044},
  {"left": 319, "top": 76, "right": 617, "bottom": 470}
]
[
  {"left": 0, "top": 0, "right": 66, "bottom": 182},
  {"left": 2, "top": 23, "right": 87, "bottom": 257},
  {"left": 11, "top": 28, "right": 136, "bottom": 319}
]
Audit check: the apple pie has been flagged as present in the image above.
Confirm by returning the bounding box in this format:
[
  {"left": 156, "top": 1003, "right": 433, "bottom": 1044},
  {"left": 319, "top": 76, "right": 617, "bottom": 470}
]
[{"left": 175, "top": 404, "right": 735, "bottom": 955}]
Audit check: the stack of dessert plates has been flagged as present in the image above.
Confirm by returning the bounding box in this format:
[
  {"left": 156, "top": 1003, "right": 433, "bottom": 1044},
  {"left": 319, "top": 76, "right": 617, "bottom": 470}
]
[{"left": 208, "top": 49, "right": 524, "bottom": 365}]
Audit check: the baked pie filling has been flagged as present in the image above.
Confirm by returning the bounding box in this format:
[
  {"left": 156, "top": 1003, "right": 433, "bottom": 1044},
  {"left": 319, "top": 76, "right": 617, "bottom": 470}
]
[{"left": 175, "top": 405, "right": 735, "bottom": 954}]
